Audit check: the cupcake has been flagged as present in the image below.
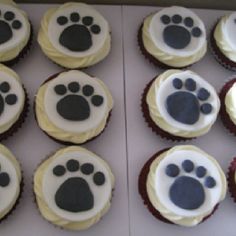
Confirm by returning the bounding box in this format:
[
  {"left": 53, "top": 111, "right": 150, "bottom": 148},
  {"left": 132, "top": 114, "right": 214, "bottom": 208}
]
[
  {"left": 35, "top": 70, "right": 113, "bottom": 145},
  {"left": 38, "top": 2, "right": 111, "bottom": 69},
  {"left": 139, "top": 145, "right": 227, "bottom": 227},
  {"left": 0, "top": 144, "right": 22, "bottom": 222},
  {"left": 219, "top": 78, "right": 236, "bottom": 135},
  {"left": 211, "top": 12, "right": 236, "bottom": 71},
  {"left": 142, "top": 69, "right": 220, "bottom": 140},
  {"left": 0, "top": 0, "right": 32, "bottom": 66},
  {"left": 138, "top": 6, "right": 207, "bottom": 69},
  {"left": 34, "top": 146, "right": 115, "bottom": 230},
  {"left": 0, "top": 64, "right": 28, "bottom": 141}
]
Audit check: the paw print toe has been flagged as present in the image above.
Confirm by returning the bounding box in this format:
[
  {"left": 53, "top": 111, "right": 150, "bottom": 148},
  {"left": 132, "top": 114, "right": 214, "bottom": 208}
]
[
  {"left": 54, "top": 82, "right": 104, "bottom": 121},
  {"left": 166, "top": 164, "right": 180, "bottom": 177},
  {"left": 53, "top": 165, "right": 66, "bottom": 176},
  {"left": 196, "top": 166, "right": 206, "bottom": 178},
  {"left": 166, "top": 77, "right": 213, "bottom": 125},
  {"left": 93, "top": 171, "right": 105, "bottom": 185},
  {"left": 57, "top": 12, "right": 101, "bottom": 52},
  {"left": 200, "top": 103, "right": 212, "bottom": 114},
  {"left": 182, "top": 160, "right": 194, "bottom": 172},
  {"left": 70, "top": 12, "right": 80, "bottom": 22},
  {"left": 5, "top": 94, "right": 17, "bottom": 105},
  {"left": 185, "top": 78, "right": 196, "bottom": 91},
  {"left": 161, "top": 14, "right": 203, "bottom": 49},
  {"left": 192, "top": 27, "right": 202, "bottom": 37},
  {"left": 205, "top": 176, "right": 216, "bottom": 188},
  {"left": 172, "top": 14, "right": 182, "bottom": 24},
  {"left": 53, "top": 159, "right": 106, "bottom": 213},
  {"left": 0, "top": 172, "right": 10, "bottom": 187},
  {"left": 66, "top": 159, "right": 79, "bottom": 172},
  {"left": 161, "top": 15, "right": 170, "bottom": 24},
  {"left": 166, "top": 160, "right": 216, "bottom": 210},
  {"left": 57, "top": 16, "right": 68, "bottom": 25},
  {"left": 91, "top": 95, "right": 103, "bottom": 106},
  {"left": 172, "top": 78, "right": 183, "bottom": 89}
]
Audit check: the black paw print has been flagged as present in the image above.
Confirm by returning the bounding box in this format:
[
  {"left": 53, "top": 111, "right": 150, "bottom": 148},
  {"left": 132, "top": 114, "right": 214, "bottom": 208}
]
[
  {"left": 166, "top": 78, "right": 212, "bottom": 125},
  {"left": 166, "top": 160, "right": 216, "bottom": 210},
  {"left": 53, "top": 159, "right": 106, "bottom": 213},
  {"left": 0, "top": 10, "right": 22, "bottom": 45},
  {"left": 57, "top": 12, "right": 101, "bottom": 52},
  {"left": 54, "top": 82, "right": 104, "bottom": 121},
  {"left": 160, "top": 14, "right": 202, "bottom": 49},
  {"left": 0, "top": 81, "right": 17, "bottom": 116}
]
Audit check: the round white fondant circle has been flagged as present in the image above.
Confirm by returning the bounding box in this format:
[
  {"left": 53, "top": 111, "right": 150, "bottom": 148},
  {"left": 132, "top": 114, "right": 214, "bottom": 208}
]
[
  {"left": 48, "top": 3, "right": 109, "bottom": 57},
  {"left": 156, "top": 71, "right": 220, "bottom": 132},
  {"left": 154, "top": 149, "right": 223, "bottom": 217},
  {"left": 0, "top": 3, "right": 29, "bottom": 52},
  {"left": 149, "top": 6, "right": 206, "bottom": 56},
  {"left": 42, "top": 150, "right": 112, "bottom": 222},
  {"left": 44, "top": 70, "right": 108, "bottom": 133},
  {"left": 0, "top": 71, "right": 24, "bottom": 127},
  {"left": 224, "top": 12, "right": 236, "bottom": 51},
  {"left": 0, "top": 152, "right": 19, "bottom": 213}
]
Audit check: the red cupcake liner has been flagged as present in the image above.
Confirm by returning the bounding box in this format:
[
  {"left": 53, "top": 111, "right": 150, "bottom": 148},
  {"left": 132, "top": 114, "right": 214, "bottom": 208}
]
[
  {"left": 227, "top": 157, "right": 236, "bottom": 202},
  {"left": 141, "top": 78, "right": 192, "bottom": 141},
  {"left": 210, "top": 22, "right": 236, "bottom": 71},
  {"left": 138, "top": 148, "right": 219, "bottom": 225},
  {"left": 219, "top": 78, "right": 236, "bottom": 136}
]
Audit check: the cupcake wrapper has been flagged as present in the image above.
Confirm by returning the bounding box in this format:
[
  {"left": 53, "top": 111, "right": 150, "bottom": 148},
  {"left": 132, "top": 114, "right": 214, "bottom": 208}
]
[
  {"left": 210, "top": 22, "right": 236, "bottom": 71},
  {"left": 219, "top": 78, "right": 236, "bottom": 136},
  {"left": 0, "top": 87, "right": 29, "bottom": 142},
  {"left": 138, "top": 148, "right": 219, "bottom": 225},
  {"left": 141, "top": 78, "right": 192, "bottom": 141},
  {"left": 227, "top": 157, "right": 236, "bottom": 202},
  {"left": 3, "top": 22, "right": 34, "bottom": 67},
  {"left": 137, "top": 23, "right": 192, "bottom": 70}
]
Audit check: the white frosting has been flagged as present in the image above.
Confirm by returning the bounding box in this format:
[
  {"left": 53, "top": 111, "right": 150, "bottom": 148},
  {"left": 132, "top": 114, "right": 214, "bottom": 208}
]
[
  {"left": 47, "top": 3, "right": 109, "bottom": 57},
  {"left": 225, "top": 82, "right": 236, "bottom": 125},
  {"left": 149, "top": 6, "right": 206, "bottom": 57},
  {"left": 155, "top": 70, "right": 220, "bottom": 132},
  {"left": 155, "top": 149, "right": 222, "bottom": 217},
  {"left": 0, "top": 152, "right": 19, "bottom": 214},
  {"left": 42, "top": 148, "right": 113, "bottom": 222},
  {"left": 44, "top": 70, "right": 109, "bottom": 133},
  {"left": 221, "top": 12, "right": 236, "bottom": 52},
  {"left": 0, "top": 68, "right": 24, "bottom": 128},
  {"left": 0, "top": 3, "right": 30, "bottom": 53}
]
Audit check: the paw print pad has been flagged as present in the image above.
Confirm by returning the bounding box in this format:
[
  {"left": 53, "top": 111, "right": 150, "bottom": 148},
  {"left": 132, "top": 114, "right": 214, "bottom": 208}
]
[
  {"left": 160, "top": 14, "right": 202, "bottom": 49},
  {"left": 0, "top": 81, "right": 17, "bottom": 116},
  {"left": 56, "top": 12, "right": 101, "bottom": 52},
  {"left": 165, "top": 160, "right": 216, "bottom": 210},
  {"left": 166, "top": 77, "right": 213, "bottom": 125},
  {"left": 53, "top": 159, "right": 106, "bottom": 213},
  {"left": 0, "top": 10, "right": 22, "bottom": 45},
  {"left": 54, "top": 81, "right": 104, "bottom": 121}
]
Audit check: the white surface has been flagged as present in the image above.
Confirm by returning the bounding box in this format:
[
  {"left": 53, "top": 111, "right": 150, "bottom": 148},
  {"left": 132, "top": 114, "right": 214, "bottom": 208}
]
[
  {"left": 0, "top": 4, "right": 129, "bottom": 236},
  {"left": 123, "top": 6, "right": 236, "bottom": 236}
]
